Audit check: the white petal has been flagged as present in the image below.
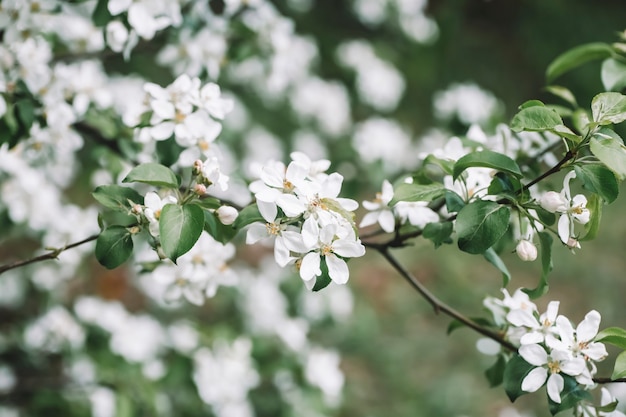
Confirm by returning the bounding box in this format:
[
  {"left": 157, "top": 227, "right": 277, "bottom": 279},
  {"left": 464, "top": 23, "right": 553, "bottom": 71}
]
[
  {"left": 546, "top": 301, "right": 560, "bottom": 323},
  {"left": 326, "top": 254, "right": 349, "bottom": 284},
  {"left": 332, "top": 239, "right": 366, "bottom": 258},
  {"left": 246, "top": 223, "right": 268, "bottom": 244},
  {"left": 583, "top": 342, "right": 607, "bottom": 361},
  {"left": 151, "top": 122, "right": 175, "bottom": 140},
  {"left": 273, "top": 238, "right": 291, "bottom": 267},
  {"left": 521, "top": 367, "right": 548, "bottom": 393},
  {"left": 257, "top": 200, "right": 277, "bottom": 223},
  {"left": 378, "top": 210, "right": 396, "bottom": 233},
  {"left": 547, "top": 373, "right": 564, "bottom": 403},
  {"left": 300, "top": 252, "right": 321, "bottom": 281},
  {"left": 280, "top": 231, "right": 307, "bottom": 253},
  {"left": 557, "top": 214, "right": 570, "bottom": 244},
  {"left": 321, "top": 173, "right": 343, "bottom": 199},
  {"left": 520, "top": 332, "right": 544, "bottom": 345},
  {"left": 519, "top": 344, "right": 548, "bottom": 366},
  {"left": 576, "top": 310, "right": 601, "bottom": 342},
  {"left": 337, "top": 197, "right": 359, "bottom": 212},
  {"left": 276, "top": 194, "right": 306, "bottom": 217},
  {"left": 183, "top": 287, "right": 205, "bottom": 306},
  {"left": 359, "top": 211, "right": 380, "bottom": 228},
  {"left": 381, "top": 180, "right": 394, "bottom": 203},
  {"left": 507, "top": 309, "right": 539, "bottom": 328},
  {"left": 560, "top": 358, "right": 586, "bottom": 376}
]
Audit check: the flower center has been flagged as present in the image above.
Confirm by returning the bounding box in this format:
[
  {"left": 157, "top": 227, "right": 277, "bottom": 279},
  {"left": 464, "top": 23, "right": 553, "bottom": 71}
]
[
  {"left": 547, "top": 360, "right": 561, "bottom": 374},
  {"left": 265, "top": 222, "right": 281, "bottom": 236},
  {"left": 320, "top": 244, "right": 333, "bottom": 257},
  {"left": 282, "top": 179, "right": 294, "bottom": 192}
]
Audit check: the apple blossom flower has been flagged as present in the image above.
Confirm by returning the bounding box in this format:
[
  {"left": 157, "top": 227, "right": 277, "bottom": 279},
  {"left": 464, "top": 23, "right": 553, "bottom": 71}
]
[
  {"left": 516, "top": 239, "right": 537, "bottom": 262},
  {"left": 360, "top": 180, "right": 396, "bottom": 233},
  {"left": 143, "top": 191, "right": 177, "bottom": 237}
]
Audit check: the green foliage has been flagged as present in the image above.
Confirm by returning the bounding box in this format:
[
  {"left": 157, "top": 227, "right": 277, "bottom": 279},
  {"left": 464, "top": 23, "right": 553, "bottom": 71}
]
[
  {"left": 455, "top": 201, "right": 510, "bottom": 254},
  {"left": 444, "top": 190, "right": 465, "bottom": 213},
  {"left": 92, "top": 185, "right": 144, "bottom": 211},
  {"left": 312, "top": 258, "right": 332, "bottom": 292},
  {"left": 503, "top": 354, "right": 533, "bottom": 402},
  {"left": 483, "top": 248, "right": 511, "bottom": 287},
  {"left": 484, "top": 354, "right": 506, "bottom": 388},
  {"left": 233, "top": 204, "right": 264, "bottom": 229},
  {"left": 203, "top": 210, "right": 237, "bottom": 244},
  {"left": 547, "top": 375, "right": 592, "bottom": 416},
  {"left": 92, "top": 0, "right": 113, "bottom": 27},
  {"left": 591, "top": 92, "right": 626, "bottom": 125},
  {"left": 589, "top": 131, "right": 626, "bottom": 180},
  {"left": 422, "top": 222, "right": 453, "bottom": 248},
  {"left": 95, "top": 226, "right": 134, "bottom": 269},
  {"left": 601, "top": 58, "right": 626, "bottom": 91},
  {"left": 544, "top": 85, "right": 577, "bottom": 107},
  {"left": 581, "top": 194, "right": 602, "bottom": 241},
  {"left": 545, "top": 42, "right": 612, "bottom": 83},
  {"left": 574, "top": 165, "right": 619, "bottom": 203},
  {"left": 611, "top": 351, "right": 626, "bottom": 380},
  {"left": 452, "top": 150, "right": 522, "bottom": 181},
  {"left": 510, "top": 106, "right": 563, "bottom": 132},
  {"left": 159, "top": 203, "right": 204, "bottom": 263},
  {"left": 389, "top": 183, "right": 446, "bottom": 205},
  {"left": 523, "top": 231, "right": 552, "bottom": 299},
  {"left": 122, "top": 163, "right": 181, "bottom": 188},
  {"left": 596, "top": 327, "right": 626, "bottom": 349}
]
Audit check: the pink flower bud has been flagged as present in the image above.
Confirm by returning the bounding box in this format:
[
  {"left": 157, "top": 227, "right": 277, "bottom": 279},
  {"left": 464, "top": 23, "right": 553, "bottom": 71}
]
[
  {"left": 216, "top": 205, "right": 239, "bottom": 225},
  {"left": 516, "top": 239, "right": 537, "bottom": 262},
  {"left": 194, "top": 183, "right": 207, "bottom": 195},
  {"left": 566, "top": 237, "right": 581, "bottom": 250},
  {"left": 540, "top": 191, "right": 566, "bottom": 213},
  {"left": 192, "top": 159, "right": 203, "bottom": 175}
]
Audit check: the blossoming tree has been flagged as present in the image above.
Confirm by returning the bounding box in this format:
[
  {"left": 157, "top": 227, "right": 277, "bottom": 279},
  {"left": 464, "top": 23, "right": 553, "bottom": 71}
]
[{"left": 2, "top": 1, "right": 626, "bottom": 416}]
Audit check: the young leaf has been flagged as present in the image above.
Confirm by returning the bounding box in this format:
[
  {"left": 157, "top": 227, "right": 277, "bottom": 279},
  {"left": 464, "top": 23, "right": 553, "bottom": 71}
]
[
  {"left": 312, "top": 258, "right": 332, "bottom": 292},
  {"left": 233, "top": 204, "right": 264, "bottom": 229},
  {"left": 510, "top": 106, "right": 563, "bottom": 133},
  {"left": 601, "top": 58, "right": 626, "bottom": 92},
  {"left": 581, "top": 194, "right": 602, "bottom": 242},
  {"left": 95, "top": 226, "right": 134, "bottom": 269},
  {"left": 452, "top": 150, "right": 522, "bottom": 181},
  {"left": 591, "top": 92, "right": 626, "bottom": 125},
  {"left": 456, "top": 201, "right": 510, "bottom": 254},
  {"left": 548, "top": 375, "right": 592, "bottom": 416},
  {"left": 485, "top": 354, "right": 507, "bottom": 388},
  {"left": 611, "top": 351, "right": 626, "bottom": 380},
  {"left": 204, "top": 210, "right": 237, "bottom": 244},
  {"left": 544, "top": 85, "right": 577, "bottom": 107},
  {"left": 523, "top": 231, "right": 552, "bottom": 299},
  {"left": 483, "top": 248, "right": 511, "bottom": 287},
  {"left": 92, "top": 185, "right": 144, "bottom": 211},
  {"left": 596, "top": 327, "right": 626, "bottom": 350},
  {"left": 589, "top": 133, "right": 626, "bottom": 180},
  {"left": 422, "top": 221, "right": 453, "bottom": 248},
  {"left": 546, "top": 42, "right": 612, "bottom": 83},
  {"left": 122, "top": 163, "right": 180, "bottom": 188},
  {"left": 159, "top": 203, "right": 204, "bottom": 263},
  {"left": 503, "top": 354, "right": 534, "bottom": 402},
  {"left": 519, "top": 99, "right": 545, "bottom": 109},
  {"left": 15, "top": 99, "right": 35, "bottom": 131},
  {"left": 574, "top": 165, "right": 618, "bottom": 204},
  {"left": 389, "top": 183, "right": 445, "bottom": 205},
  {"left": 551, "top": 125, "right": 582, "bottom": 143}
]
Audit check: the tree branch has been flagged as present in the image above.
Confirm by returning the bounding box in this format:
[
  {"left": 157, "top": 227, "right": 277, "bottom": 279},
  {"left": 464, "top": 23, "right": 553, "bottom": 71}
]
[{"left": 0, "top": 234, "right": 99, "bottom": 276}]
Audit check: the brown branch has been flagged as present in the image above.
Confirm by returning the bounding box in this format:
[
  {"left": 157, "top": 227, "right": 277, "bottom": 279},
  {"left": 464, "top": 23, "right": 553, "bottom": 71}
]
[{"left": 0, "top": 234, "right": 99, "bottom": 276}]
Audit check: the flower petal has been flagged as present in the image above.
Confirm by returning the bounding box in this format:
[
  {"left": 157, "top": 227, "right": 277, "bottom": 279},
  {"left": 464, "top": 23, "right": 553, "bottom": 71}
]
[
  {"left": 557, "top": 214, "right": 570, "bottom": 244},
  {"left": 521, "top": 367, "right": 548, "bottom": 393},
  {"left": 576, "top": 310, "right": 601, "bottom": 343},
  {"left": 326, "top": 254, "right": 349, "bottom": 285},
  {"left": 300, "top": 252, "right": 321, "bottom": 282},
  {"left": 547, "top": 373, "right": 564, "bottom": 403},
  {"left": 519, "top": 344, "right": 548, "bottom": 366}
]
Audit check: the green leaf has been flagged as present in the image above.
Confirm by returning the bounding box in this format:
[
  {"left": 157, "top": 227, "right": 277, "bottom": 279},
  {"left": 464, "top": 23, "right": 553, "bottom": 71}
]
[
  {"left": 551, "top": 125, "right": 582, "bottom": 143},
  {"left": 601, "top": 58, "right": 626, "bottom": 92},
  {"left": 390, "top": 183, "right": 446, "bottom": 205},
  {"left": 591, "top": 92, "right": 626, "bottom": 125},
  {"left": 488, "top": 172, "right": 522, "bottom": 197},
  {"left": 546, "top": 42, "right": 612, "bottom": 83},
  {"left": 204, "top": 210, "right": 237, "bottom": 244},
  {"left": 523, "top": 231, "right": 552, "bottom": 299},
  {"left": 195, "top": 196, "right": 223, "bottom": 210},
  {"left": 15, "top": 99, "right": 35, "bottom": 131},
  {"left": 511, "top": 106, "right": 563, "bottom": 132},
  {"left": 548, "top": 375, "right": 592, "bottom": 416},
  {"left": 92, "top": 0, "right": 113, "bottom": 27},
  {"left": 422, "top": 221, "right": 453, "bottom": 248},
  {"left": 503, "top": 354, "right": 534, "bottom": 402},
  {"left": 456, "top": 201, "right": 510, "bottom": 255},
  {"left": 485, "top": 355, "right": 507, "bottom": 388},
  {"left": 534, "top": 207, "right": 556, "bottom": 226},
  {"left": 233, "top": 204, "right": 264, "bottom": 229},
  {"left": 92, "top": 185, "right": 144, "bottom": 211},
  {"left": 453, "top": 150, "right": 522, "bottom": 181},
  {"left": 544, "top": 85, "right": 577, "bottom": 107},
  {"left": 596, "top": 327, "right": 626, "bottom": 349},
  {"left": 518, "top": 99, "right": 545, "bottom": 109},
  {"left": 159, "top": 203, "right": 204, "bottom": 262},
  {"left": 483, "top": 248, "right": 511, "bottom": 287},
  {"left": 581, "top": 194, "right": 601, "bottom": 242},
  {"left": 589, "top": 132, "right": 626, "bottom": 180},
  {"left": 611, "top": 351, "right": 626, "bottom": 380},
  {"left": 95, "top": 226, "right": 134, "bottom": 269},
  {"left": 312, "top": 258, "right": 332, "bottom": 292},
  {"left": 422, "top": 154, "right": 455, "bottom": 175},
  {"left": 122, "top": 163, "right": 180, "bottom": 188},
  {"left": 445, "top": 190, "right": 465, "bottom": 212},
  {"left": 572, "top": 108, "right": 592, "bottom": 135}
]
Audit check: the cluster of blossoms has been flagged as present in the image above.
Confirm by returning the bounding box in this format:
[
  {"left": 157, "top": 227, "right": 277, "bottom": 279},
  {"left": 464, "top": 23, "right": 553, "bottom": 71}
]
[
  {"left": 247, "top": 152, "right": 366, "bottom": 288},
  {"left": 484, "top": 289, "right": 608, "bottom": 405}
]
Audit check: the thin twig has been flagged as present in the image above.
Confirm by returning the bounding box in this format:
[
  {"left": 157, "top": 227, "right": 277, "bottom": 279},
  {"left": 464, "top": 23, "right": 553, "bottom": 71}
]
[{"left": 0, "top": 234, "right": 99, "bottom": 276}]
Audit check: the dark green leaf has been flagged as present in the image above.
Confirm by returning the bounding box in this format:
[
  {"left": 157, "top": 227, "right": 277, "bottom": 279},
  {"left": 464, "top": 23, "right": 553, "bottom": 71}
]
[
  {"left": 596, "top": 327, "right": 626, "bottom": 349},
  {"left": 544, "top": 85, "right": 577, "bottom": 107},
  {"left": 550, "top": 125, "right": 582, "bottom": 143},
  {"left": 523, "top": 232, "right": 552, "bottom": 299},
  {"left": 485, "top": 355, "right": 507, "bottom": 388},
  {"left": 423, "top": 154, "right": 454, "bottom": 175},
  {"left": 548, "top": 375, "right": 592, "bottom": 416},
  {"left": 92, "top": 0, "right": 113, "bottom": 27},
  {"left": 602, "top": 58, "right": 626, "bottom": 92},
  {"left": 204, "top": 210, "right": 237, "bottom": 244},
  {"left": 15, "top": 99, "right": 35, "bottom": 130},
  {"left": 159, "top": 203, "right": 204, "bottom": 263},
  {"left": 122, "top": 163, "right": 180, "bottom": 188},
  {"left": 312, "top": 258, "right": 332, "bottom": 292},
  {"left": 423, "top": 221, "right": 453, "bottom": 248},
  {"left": 534, "top": 207, "right": 556, "bottom": 226},
  {"left": 611, "top": 351, "right": 626, "bottom": 380},
  {"left": 511, "top": 106, "right": 563, "bottom": 132},
  {"left": 453, "top": 150, "right": 522, "bottom": 181},
  {"left": 195, "top": 196, "right": 223, "bottom": 210},
  {"left": 456, "top": 201, "right": 510, "bottom": 254},
  {"left": 95, "top": 226, "right": 134, "bottom": 269},
  {"left": 546, "top": 42, "right": 612, "bottom": 83},
  {"left": 390, "top": 183, "right": 446, "bottom": 205},
  {"left": 503, "top": 354, "right": 534, "bottom": 402},
  {"left": 233, "top": 203, "right": 265, "bottom": 229},
  {"left": 484, "top": 247, "right": 511, "bottom": 287},
  {"left": 488, "top": 172, "right": 522, "bottom": 196},
  {"left": 581, "top": 194, "right": 601, "bottom": 242},
  {"left": 589, "top": 133, "right": 626, "bottom": 180},
  {"left": 92, "top": 185, "right": 144, "bottom": 211},
  {"left": 445, "top": 190, "right": 465, "bottom": 212},
  {"left": 591, "top": 92, "right": 626, "bottom": 125}
]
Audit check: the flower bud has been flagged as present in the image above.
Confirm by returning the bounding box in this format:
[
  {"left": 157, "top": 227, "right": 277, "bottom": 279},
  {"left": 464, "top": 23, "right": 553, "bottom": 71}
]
[
  {"left": 194, "top": 183, "right": 207, "bottom": 195},
  {"left": 192, "top": 159, "right": 203, "bottom": 176},
  {"left": 566, "top": 237, "right": 581, "bottom": 250},
  {"left": 216, "top": 205, "right": 239, "bottom": 225},
  {"left": 516, "top": 239, "right": 537, "bottom": 262},
  {"left": 540, "top": 191, "right": 566, "bottom": 213}
]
